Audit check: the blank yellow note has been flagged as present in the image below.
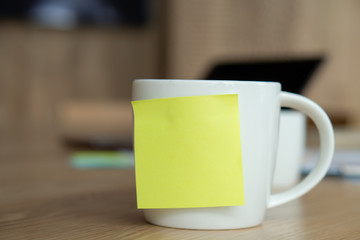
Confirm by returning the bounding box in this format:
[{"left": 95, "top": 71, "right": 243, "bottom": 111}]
[{"left": 131, "top": 94, "right": 244, "bottom": 209}]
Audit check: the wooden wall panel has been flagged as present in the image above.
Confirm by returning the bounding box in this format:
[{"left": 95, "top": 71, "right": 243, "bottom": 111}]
[
  {"left": 165, "top": 0, "right": 360, "bottom": 127},
  {"left": 0, "top": 20, "right": 161, "bottom": 131}
]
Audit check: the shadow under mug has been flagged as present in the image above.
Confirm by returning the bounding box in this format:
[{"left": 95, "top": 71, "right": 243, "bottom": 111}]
[{"left": 132, "top": 79, "right": 334, "bottom": 230}]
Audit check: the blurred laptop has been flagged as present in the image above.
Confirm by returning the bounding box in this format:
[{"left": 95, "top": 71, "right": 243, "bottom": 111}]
[{"left": 205, "top": 58, "right": 323, "bottom": 93}]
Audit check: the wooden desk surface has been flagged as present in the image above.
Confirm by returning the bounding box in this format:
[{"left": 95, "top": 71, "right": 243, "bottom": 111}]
[{"left": 1, "top": 131, "right": 360, "bottom": 240}]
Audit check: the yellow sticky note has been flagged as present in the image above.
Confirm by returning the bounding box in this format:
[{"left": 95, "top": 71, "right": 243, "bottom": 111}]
[{"left": 132, "top": 94, "right": 244, "bottom": 209}]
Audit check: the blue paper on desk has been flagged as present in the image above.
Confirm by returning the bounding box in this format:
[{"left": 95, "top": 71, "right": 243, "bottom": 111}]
[
  {"left": 302, "top": 149, "right": 360, "bottom": 178},
  {"left": 70, "top": 151, "right": 134, "bottom": 169}
]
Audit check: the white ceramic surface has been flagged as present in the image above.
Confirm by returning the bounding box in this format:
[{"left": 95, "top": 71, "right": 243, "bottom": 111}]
[
  {"left": 132, "top": 79, "right": 334, "bottom": 230},
  {"left": 273, "top": 111, "right": 306, "bottom": 189}
]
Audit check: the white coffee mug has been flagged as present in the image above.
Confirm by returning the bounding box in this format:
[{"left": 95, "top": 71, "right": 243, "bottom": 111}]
[{"left": 132, "top": 79, "right": 334, "bottom": 230}]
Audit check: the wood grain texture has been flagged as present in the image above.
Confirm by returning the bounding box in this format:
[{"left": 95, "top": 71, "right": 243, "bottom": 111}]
[
  {"left": 0, "top": 20, "right": 161, "bottom": 132},
  {"left": 1, "top": 130, "right": 360, "bottom": 239},
  {"left": 1, "top": 1, "right": 360, "bottom": 134},
  {"left": 165, "top": 0, "right": 360, "bottom": 128}
]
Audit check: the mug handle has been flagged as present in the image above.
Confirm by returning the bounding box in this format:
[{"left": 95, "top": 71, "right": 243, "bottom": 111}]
[{"left": 268, "top": 92, "right": 335, "bottom": 208}]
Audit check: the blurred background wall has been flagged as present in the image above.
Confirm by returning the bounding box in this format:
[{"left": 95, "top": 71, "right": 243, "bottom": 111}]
[
  {"left": 165, "top": 0, "right": 360, "bottom": 127},
  {"left": 0, "top": 0, "right": 359, "bottom": 145},
  {"left": 0, "top": 0, "right": 163, "bottom": 135}
]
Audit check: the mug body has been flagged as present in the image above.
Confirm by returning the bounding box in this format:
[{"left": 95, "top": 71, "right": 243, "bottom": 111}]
[
  {"left": 132, "top": 79, "right": 281, "bottom": 229},
  {"left": 273, "top": 110, "right": 306, "bottom": 189}
]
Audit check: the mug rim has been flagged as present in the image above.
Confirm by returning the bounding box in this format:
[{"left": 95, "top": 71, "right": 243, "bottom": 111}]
[{"left": 134, "top": 79, "right": 281, "bottom": 86}]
